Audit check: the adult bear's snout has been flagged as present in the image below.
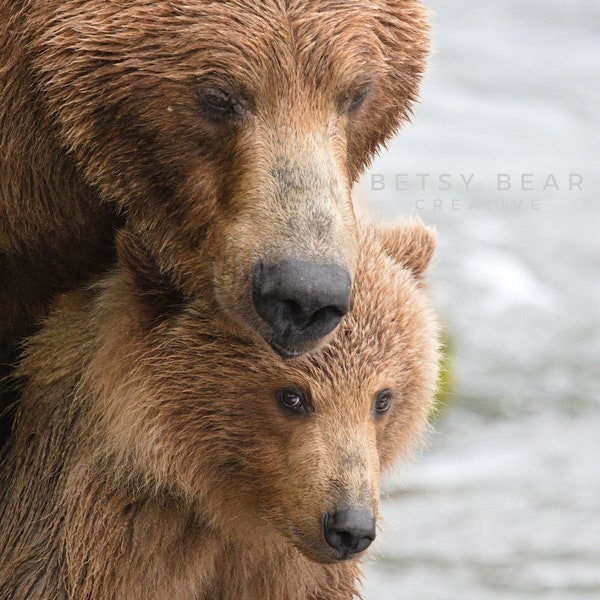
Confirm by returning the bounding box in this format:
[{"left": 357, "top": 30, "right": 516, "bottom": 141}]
[{"left": 252, "top": 259, "right": 351, "bottom": 357}]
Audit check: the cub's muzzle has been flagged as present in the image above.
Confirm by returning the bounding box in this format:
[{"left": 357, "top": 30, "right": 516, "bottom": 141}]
[{"left": 323, "top": 508, "right": 376, "bottom": 559}]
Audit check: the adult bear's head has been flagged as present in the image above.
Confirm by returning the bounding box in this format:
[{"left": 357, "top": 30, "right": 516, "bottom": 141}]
[{"left": 30, "top": 0, "right": 429, "bottom": 356}]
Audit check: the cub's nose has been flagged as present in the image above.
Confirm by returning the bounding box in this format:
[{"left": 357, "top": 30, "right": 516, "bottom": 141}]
[
  {"left": 252, "top": 259, "right": 351, "bottom": 356},
  {"left": 323, "top": 509, "right": 376, "bottom": 558}
]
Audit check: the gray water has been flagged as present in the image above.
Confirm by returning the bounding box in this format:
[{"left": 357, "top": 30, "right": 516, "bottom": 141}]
[{"left": 357, "top": 1, "right": 600, "bottom": 597}]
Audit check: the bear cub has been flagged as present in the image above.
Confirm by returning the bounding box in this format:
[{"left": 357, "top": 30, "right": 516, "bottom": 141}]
[{"left": 0, "top": 220, "right": 439, "bottom": 600}]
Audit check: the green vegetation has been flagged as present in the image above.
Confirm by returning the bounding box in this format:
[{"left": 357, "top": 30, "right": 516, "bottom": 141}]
[{"left": 430, "top": 328, "right": 454, "bottom": 421}]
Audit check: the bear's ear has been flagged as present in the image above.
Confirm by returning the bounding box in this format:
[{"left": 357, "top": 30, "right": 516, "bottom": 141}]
[
  {"left": 116, "top": 229, "right": 158, "bottom": 285},
  {"left": 116, "top": 230, "right": 186, "bottom": 320},
  {"left": 376, "top": 219, "right": 436, "bottom": 278}
]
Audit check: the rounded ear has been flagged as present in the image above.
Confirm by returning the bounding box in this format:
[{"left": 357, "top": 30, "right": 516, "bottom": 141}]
[
  {"left": 116, "top": 229, "right": 156, "bottom": 283},
  {"left": 376, "top": 219, "right": 436, "bottom": 278},
  {"left": 116, "top": 229, "right": 186, "bottom": 319}
]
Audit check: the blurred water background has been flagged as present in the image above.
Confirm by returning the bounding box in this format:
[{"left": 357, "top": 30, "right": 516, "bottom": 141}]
[{"left": 357, "top": 1, "right": 600, "bottom": 598}]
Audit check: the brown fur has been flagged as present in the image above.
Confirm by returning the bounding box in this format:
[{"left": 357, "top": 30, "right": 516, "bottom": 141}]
[
  {"left": 0, "top": 0, "right": 430, "bottom": 442},
  {"left": 0, "top": 220, "right": 439, "bottom": 599}
]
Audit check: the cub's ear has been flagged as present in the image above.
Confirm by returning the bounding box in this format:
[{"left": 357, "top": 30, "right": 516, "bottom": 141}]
[
  {"left": 377, "top": 219, "right": 436, "bottom": 278},
  {"left": 116, "top": 229, "right": 186, "bottom": 320},
  {"left": 116, "top": 229, "right": 157, "bottom": 284}
]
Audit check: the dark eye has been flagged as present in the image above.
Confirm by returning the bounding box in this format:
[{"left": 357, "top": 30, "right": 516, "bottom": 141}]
[
  {"left": 277, "top": 387, "right": 312, "bottom": 417},
  {"left": 340, "top": 84, "right": 372, "bottom": 115},
  {"left": 196, "top": 88, "right": 246, "bottom": 121},
  {"left": 373, "top": 390, "right": 393, "bottom": 415}
]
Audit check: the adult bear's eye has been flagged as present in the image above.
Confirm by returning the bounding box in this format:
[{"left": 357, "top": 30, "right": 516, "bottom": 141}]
[
  {"left": 340, "top": 84, "right": 372, "bottom": 115},
  {"left": 196, "top": 88, "right": 246, "bottom": 122},
  {"left": 276, "top": 387, "right": 312, "bottom": 417},
  {"left": 373, "top": 389, "right": 393, "bottom": 415}
]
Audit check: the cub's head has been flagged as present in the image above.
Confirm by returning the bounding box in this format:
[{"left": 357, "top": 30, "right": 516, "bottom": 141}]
[
  {"left": 32, "top": 0, "right": 430, "bottom": 356},
  {"left": 106, "top": 219, "right": 439, "bottom": 564}
]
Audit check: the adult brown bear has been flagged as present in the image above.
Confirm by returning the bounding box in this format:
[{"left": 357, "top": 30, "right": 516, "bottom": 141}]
[
  {"left": 0, "top": 0, "right": 429, "bottom": 440},
  {"left": 0, "top": 220, "right": 439, "bottom": 599}
]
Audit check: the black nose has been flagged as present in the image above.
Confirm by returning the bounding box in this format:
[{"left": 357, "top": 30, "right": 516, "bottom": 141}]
[
  {"left": 252, "top": 259, "right": 351, "bottom": 356},
  {"left": 323, "top": 509, "right": 376, "bottom": 557}
]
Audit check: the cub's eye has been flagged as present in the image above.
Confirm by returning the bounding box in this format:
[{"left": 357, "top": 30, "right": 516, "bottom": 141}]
[
  {"left": 340, "top": 84, "right": 372, "bottom": 115},
  {"left": 373, "top": 390, "right": 393, "bottom": 415},
  {"left": 196, "top": 88, "right": 246, "bottom": 121},
  {"left": 276, "top": 387, "right": 312, "bottom": 416}
]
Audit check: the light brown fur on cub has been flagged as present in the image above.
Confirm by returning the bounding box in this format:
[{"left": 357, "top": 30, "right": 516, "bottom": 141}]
[{"left": 0, "top": 221, "right": 439, "bottom": 599}]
